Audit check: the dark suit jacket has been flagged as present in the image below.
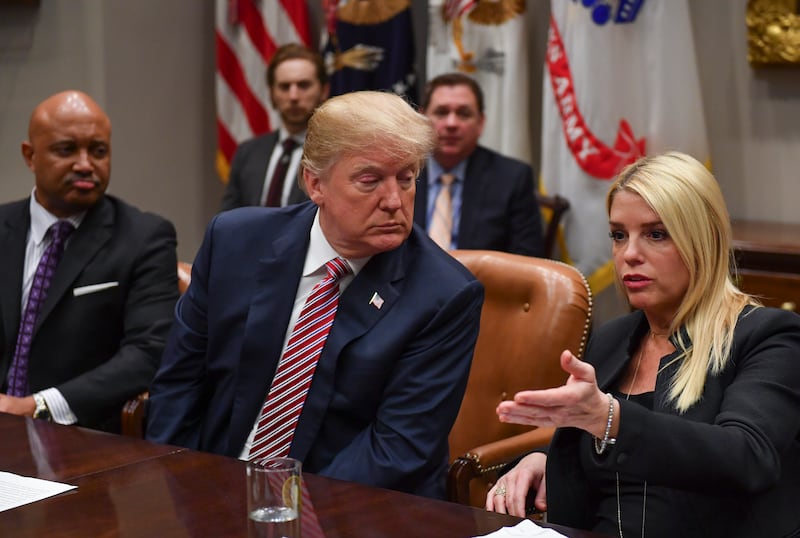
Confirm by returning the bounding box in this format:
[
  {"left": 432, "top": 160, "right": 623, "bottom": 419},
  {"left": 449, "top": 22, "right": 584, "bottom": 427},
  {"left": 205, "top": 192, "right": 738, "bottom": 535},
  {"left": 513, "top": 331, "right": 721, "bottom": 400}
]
[
  {"left": 146, "top": 202, "right": 484, "bottom": 499},
  {"left": 220, "top": 131, "right": 309, "bottom": 211},
  {"left": 546, "top": 307, "right": 800, "bottom": 538},
  {"left": 414, "top": 146, "right": 544, "bottom": 257},
  {"left": 0, "top": 195, "right": 178, "bottom": 432}
]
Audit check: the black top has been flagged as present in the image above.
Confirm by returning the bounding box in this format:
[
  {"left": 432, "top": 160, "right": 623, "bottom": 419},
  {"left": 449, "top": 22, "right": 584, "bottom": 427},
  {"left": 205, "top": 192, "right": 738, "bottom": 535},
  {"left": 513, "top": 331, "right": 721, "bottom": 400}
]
[{"left": 580, "top": 391, "right": 686, "bottom": 537}]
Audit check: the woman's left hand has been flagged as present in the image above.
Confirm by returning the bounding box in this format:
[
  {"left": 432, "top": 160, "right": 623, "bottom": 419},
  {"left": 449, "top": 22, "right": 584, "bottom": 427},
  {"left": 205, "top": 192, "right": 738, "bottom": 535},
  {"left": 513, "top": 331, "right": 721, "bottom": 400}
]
[{"left": 497, "top": 350, "right": 613, "bottom": 439}]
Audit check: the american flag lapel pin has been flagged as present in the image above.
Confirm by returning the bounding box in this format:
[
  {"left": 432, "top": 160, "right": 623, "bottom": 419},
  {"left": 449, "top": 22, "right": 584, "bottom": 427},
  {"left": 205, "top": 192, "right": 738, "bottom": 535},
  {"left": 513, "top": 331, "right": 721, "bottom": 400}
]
[{"left": 369, "top": 291, "right": 384, "bottom": 310}]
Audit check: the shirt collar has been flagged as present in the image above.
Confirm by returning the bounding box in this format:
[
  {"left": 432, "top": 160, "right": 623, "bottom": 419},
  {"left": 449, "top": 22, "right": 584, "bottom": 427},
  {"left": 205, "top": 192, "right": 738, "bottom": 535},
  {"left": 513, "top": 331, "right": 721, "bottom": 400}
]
[
  {"left": 28, "top": 188, "right": 85, "bottom": 245},
  {"left": 304, "top": 208, "right": 369, "bottom": 279},
  {"left": 427, "top": 157, "right": 467, "bottom": 185},
  {"left": 279, "top": 128, "right": 306, "bottom": 147}
]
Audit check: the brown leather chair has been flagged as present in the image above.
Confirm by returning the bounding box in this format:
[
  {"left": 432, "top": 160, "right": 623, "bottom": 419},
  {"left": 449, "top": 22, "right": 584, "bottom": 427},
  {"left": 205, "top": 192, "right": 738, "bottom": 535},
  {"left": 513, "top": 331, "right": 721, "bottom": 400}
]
[
  {"left": 177, "top": 260, "right": 192, "bottom": 295},
  {"left": 120, "top": 261, "right": 192, "bottom": 438},
  {"left": 446, "top": 250, "right": 592, "bottom": 507},
  {"left": 536, "top": 192, "right": 570, "bottom": 260}
]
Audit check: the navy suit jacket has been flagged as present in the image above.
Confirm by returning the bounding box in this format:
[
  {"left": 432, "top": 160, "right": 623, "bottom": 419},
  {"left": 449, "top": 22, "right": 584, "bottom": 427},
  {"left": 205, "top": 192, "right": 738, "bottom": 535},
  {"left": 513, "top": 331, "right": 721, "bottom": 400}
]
[
  {"left": 220, "top": 131, "right": 309, "bottom": 211},
  {"left": 146, "top": 202, "right": 484, "bottom": 499},
  {"left": 0, "top": 195, "right": 178, "bottom": 431},
  {"left": 414, "top": 145, "right": 544, "bottom": 257}
]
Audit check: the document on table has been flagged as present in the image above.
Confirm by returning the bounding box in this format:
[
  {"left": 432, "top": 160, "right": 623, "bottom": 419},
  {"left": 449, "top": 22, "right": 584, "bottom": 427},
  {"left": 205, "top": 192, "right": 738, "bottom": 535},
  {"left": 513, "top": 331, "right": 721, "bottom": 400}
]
[
  {"left": 474, "top": 519, "right": 567, "bottom": 537},
  {"left": 0, "top": 471, "right": 77, "bottom": 512}
]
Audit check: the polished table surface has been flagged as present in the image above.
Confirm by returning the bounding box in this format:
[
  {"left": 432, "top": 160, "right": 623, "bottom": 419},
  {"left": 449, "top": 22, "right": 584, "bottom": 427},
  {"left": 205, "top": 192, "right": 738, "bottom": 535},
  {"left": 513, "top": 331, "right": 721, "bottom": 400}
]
[{"left": 0, "top": 414, "right": 608, "bottom": 537}]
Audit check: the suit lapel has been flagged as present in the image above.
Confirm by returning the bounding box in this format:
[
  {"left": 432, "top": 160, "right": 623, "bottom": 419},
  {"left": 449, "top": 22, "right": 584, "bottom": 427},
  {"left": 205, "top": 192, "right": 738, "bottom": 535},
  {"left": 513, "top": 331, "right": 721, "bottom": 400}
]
[
  {"left": 290, "top": 242, "right": 408, "bottom": 462},
  {"left": 34, "top": 198, "right": 114, "bottom": 331},
  {"left": 248, "top": 133, "right": 279, "bottom": 205},
  {"left": 459, "top": 147, "right": 489, "bottom": 244},
  {"left": 327, "top": 247, "right": 406, "bottom": 361},
  {"left": 0, "top": 201, "right": 30, "bottom": 372},
  {"left": 595, "top": 312, "right": 647, "bottom": 392},
  {"left": 230, "top": 207, "right": 314, "bottom": 452}
]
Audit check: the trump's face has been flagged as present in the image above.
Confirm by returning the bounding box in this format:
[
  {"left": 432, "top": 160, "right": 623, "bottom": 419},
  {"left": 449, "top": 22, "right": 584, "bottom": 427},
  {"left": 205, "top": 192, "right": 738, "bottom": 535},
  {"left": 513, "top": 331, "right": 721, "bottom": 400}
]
[{"left": 305, "top": 148, "right": 418, "bottom": 259}]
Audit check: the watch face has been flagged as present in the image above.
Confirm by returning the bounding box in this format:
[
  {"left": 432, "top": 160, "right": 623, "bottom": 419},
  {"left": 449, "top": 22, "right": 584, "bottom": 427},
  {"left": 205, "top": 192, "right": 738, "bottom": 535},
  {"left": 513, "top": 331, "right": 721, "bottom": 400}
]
[{"left": 33, "top": 396, "right": 51, "bottom": 420}]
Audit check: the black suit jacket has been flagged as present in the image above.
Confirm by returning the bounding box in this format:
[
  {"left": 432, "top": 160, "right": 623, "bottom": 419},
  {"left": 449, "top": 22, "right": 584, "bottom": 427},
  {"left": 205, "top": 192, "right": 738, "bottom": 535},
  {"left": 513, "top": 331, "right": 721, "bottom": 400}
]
[
  {"left": 546, "top": 307, "right": 800, "bottom": 537},
  {"left": 414, "top": 145, "right": 544, "bottom": 257},
  {"left": 0, "top": 195, "right": 178, "bottom": 432},
  {"left": 146, "top": 202, "right": 484, "bottom": 498},
  {"left": 220, "top": 132, "right": 309, "bottom": 211}
]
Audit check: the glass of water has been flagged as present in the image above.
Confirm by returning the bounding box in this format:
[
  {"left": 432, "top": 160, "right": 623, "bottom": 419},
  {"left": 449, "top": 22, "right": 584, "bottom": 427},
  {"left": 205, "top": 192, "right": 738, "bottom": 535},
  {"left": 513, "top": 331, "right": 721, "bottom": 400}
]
[{"left": 246, "top": 457, "right": 301, "bottom": 538}]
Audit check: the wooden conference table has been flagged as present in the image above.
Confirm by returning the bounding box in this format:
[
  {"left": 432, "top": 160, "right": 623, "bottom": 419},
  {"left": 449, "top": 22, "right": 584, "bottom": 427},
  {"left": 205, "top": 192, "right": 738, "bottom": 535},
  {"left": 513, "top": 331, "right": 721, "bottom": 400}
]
[{"left": 0, "top": 414, "right": 607, "bottom": 537}]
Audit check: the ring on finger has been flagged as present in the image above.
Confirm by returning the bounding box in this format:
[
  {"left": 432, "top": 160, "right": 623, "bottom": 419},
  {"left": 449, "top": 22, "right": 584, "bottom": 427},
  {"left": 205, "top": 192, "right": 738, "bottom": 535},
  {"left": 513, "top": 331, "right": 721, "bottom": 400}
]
[{"left": 494, "top": 483, "right": 507, "bottom": 497}]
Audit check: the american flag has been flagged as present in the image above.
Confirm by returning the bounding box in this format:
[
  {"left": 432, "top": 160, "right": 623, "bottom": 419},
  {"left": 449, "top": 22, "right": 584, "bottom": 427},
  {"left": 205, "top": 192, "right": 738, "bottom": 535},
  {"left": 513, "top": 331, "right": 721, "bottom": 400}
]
[{"left": 215, "top": 0, "right": 311, "bottom": 182}]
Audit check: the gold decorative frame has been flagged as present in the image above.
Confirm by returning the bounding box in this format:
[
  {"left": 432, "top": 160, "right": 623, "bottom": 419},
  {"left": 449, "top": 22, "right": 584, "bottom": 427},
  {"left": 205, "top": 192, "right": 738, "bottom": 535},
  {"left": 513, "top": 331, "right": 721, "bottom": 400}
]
[{"left": 746, "top": 0, "right": 800, "bottom": 66}]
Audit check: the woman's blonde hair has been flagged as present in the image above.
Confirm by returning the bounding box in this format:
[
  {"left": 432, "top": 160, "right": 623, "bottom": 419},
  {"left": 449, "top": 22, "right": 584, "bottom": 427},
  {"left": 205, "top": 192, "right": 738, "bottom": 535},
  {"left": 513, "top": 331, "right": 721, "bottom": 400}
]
[
  {"left": 606, "top": 151, "right": 758, "bottom": 411},
  {"left": 301, "top": 90, "right": 436, "bottom": 181}
]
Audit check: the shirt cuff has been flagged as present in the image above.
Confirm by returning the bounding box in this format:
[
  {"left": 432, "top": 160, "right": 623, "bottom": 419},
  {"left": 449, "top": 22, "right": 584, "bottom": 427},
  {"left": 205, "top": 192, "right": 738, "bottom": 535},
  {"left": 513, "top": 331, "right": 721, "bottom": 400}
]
[{"left": 38, "top": 388, "right": 78, "bottom": 425}]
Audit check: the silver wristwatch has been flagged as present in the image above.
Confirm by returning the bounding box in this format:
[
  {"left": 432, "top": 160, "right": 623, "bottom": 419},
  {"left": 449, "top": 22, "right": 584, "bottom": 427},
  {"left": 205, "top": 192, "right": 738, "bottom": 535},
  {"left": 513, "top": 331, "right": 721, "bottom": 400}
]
[{"left": 33, "top": 393, "right": 51, "bottom": 421}]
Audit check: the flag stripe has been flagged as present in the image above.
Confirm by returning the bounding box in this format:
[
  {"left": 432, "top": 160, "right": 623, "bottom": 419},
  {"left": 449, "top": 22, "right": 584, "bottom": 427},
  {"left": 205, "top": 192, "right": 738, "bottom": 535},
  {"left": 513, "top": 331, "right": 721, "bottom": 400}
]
[
  {"left": 216, "top": 118, "right": 238, "bottom": 167},
  {"left": 215, "top": 0, "right": 310, "bottom": 182},
  {"left": 237, "top": 1, "right": 277, "bottom": 63},
  {"left": 279, "top": 0, "right": 311, "bottom": 45},
  {"left": 216, "top": 31, "right": 270, "bottom": 135},
  {"left": 216, "top": 4, "right": 272, "bottom": 109}
]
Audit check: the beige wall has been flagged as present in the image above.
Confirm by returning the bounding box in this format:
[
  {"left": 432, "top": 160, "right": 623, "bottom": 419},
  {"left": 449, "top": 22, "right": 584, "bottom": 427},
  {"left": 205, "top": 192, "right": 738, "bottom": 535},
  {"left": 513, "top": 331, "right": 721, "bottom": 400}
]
[
  {"left": 1, "top": 0, "right": 798, "bottom": 276},
  {"left": 0, "top": 0, "right": 221, "bottom": 261}
]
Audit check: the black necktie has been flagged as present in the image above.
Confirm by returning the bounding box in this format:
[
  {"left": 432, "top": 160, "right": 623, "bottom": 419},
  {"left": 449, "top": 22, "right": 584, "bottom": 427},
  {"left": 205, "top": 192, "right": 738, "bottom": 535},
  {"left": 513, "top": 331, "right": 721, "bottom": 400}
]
[{"left": 265, "top": 138, "right": 298, "bottom": 207}]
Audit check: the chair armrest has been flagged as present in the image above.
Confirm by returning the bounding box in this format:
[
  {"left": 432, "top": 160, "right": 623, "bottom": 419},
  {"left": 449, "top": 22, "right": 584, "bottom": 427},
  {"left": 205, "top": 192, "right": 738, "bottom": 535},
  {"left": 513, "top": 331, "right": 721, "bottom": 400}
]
[
  {"left": 121, "top": 392, "right": 149, "bottom": 438},
  {"left": 447, "top": 427, "right": 554, "bottom": 506}
]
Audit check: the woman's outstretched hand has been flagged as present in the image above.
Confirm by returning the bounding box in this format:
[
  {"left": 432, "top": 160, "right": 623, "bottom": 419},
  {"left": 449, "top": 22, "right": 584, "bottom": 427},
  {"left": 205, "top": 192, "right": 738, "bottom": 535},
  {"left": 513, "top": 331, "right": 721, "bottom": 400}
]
[{"left": 497, "top": 350, "right": 613, "bottom": 440}]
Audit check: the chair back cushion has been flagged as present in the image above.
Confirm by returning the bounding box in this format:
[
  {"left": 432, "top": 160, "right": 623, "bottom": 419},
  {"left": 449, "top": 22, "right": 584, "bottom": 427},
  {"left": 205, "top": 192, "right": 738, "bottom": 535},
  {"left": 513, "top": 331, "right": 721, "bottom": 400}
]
[{"left": 447, "top": 250, "right": 592, "bottom": 462}]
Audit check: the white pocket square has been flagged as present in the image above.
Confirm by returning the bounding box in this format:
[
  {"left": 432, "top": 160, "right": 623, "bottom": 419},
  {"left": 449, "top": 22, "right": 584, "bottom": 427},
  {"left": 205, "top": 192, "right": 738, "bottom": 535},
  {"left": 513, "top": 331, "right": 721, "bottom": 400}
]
[{"left": 73, "top": 281, "right": 119, "bottom": 297}]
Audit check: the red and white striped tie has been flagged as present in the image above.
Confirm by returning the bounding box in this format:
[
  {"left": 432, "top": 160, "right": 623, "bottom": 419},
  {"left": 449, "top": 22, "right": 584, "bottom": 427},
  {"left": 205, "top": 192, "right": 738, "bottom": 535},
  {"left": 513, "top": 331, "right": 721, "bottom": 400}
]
[{"left": 249, "top": 257, "right": 351, "bottom": 461}]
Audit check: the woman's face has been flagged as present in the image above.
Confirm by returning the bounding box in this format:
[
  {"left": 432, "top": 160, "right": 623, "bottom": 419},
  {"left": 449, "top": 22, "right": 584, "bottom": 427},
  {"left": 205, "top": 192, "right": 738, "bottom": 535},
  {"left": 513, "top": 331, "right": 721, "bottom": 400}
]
[{"left": 609, "top": 190, "right": 690, "bottom": 326}]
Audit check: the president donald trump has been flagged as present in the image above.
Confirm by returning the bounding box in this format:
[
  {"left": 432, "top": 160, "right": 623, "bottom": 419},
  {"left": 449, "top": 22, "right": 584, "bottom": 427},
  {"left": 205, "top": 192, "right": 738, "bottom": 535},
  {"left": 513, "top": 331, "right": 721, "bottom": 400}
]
[{"left": 147, "top": 91, "right": 484, "bottom": 499}]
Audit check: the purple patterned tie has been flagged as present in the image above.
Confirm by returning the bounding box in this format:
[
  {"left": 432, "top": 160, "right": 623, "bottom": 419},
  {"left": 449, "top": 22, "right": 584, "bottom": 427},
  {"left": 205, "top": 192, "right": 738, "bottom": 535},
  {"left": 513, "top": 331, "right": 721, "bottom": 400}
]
[{"left": 6, "top": 221, "right": 75, "bottom": 397}]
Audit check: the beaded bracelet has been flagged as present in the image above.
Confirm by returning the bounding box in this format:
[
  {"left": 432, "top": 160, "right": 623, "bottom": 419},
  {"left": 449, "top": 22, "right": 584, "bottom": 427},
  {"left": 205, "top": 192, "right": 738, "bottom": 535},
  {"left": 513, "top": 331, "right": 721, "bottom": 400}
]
[{"left": 593, "top": 392, "right": 616, "bottom": 455}]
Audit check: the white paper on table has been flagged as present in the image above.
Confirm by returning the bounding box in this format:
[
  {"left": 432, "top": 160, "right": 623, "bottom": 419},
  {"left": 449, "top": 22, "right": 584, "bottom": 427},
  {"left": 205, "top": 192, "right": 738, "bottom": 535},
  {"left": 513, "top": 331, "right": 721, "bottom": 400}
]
[
  {"left": 0, "top": 471, "right": 77, "bottom": 512},
  {"left": 474, "top": 519, "right": 568, "bottom": 537}
]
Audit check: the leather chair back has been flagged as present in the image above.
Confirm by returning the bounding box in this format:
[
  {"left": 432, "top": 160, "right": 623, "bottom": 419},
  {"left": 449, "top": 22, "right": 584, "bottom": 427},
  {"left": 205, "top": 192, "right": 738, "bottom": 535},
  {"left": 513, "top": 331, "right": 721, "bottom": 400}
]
[
  {"left": 177, "top": 261, "right": 192, "bottom": 295},
  {"left": 536, "top": 193, "right": 570, "bottom": 260},
  {"left": 447, "top": 250, "right": 592, "bottom": 506}
]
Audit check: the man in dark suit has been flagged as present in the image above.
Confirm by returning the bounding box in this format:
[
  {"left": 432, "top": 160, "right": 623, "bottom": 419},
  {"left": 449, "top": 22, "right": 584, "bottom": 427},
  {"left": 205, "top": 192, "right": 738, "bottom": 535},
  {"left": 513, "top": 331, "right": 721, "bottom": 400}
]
[
  {"left": 0, "top": 90, "right": 178, "bottom": 432},
  {"left": 220, "top": 43, "right": 329, "bottom": 211},
  {"left": 147, "top": 91, "right": 484, "bottom": 499},
  {"left": 415, "top": 73, "right": 544, "bottom": 257}
]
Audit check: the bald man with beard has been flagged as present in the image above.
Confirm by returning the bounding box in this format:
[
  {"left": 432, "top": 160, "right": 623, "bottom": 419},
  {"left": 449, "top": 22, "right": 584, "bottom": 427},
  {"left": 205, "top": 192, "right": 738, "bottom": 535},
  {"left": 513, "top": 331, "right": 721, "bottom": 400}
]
[{"left": 0, "top": 90, "right": 178, "bottom": 432}]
